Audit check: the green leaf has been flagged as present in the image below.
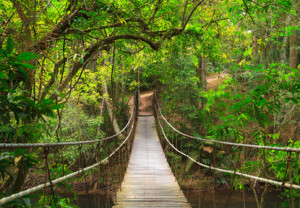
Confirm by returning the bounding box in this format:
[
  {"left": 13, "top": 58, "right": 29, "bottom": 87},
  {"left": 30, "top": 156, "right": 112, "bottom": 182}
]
[
  {"left": 0, "top": 125, "right": 14, "bottom": 133},
  {"left": 14, "top": 62, "right": 35, "bottom": 69},
  {"left": 79, "top": 57, "right": 84, "bottom": 64},
  {"left": 0, "top": 79, "right": 8, "bottom": 89},
  {"left": 43, "top": 109, "right": 55, "bottom": 118},
  {"left": 8, "top": 70, "right": 15, "bottom": 81},
  {"left": 6, "top": 37, "right": 13, "bottom": 55},
  {"left": 16, "top": 52, "right": 38, "bottom": 61},
  {"left": 49, "top": 104, "right": 63, "bottom": 110},
  {"left": 39, "top": 99, "right": 53, "bottom": 106},
  {"left": 15, "top": 67, "right": 28, "bottom": 80},
  {"left": 185, "top": 151, "right": 198, "bottom": 172},
  {"left": 0, "top": 48, "right": 8, "bottom": 57},
  {"left": 0, "top": 71, "right": 6, "bottom": 79},
  {"left": 22, "top": 198, "right": 31, "bottom": 207}
]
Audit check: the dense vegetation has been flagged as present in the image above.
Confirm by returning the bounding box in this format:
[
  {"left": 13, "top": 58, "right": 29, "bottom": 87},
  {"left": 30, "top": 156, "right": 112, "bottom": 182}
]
[{"left": 0, "top": 0, "right": 299, "bottom": 207}]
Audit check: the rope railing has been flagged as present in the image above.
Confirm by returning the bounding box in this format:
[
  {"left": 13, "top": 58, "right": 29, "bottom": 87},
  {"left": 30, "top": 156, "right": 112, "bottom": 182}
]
[
  {"left": 0, "top": 108, "right": 136, "bottom": 206},
  {"left": 154, "top": 104, "right": 300, "bottom": 190},
  {"left": 0, "top": 101, "right": 135, "bottom": 149},
  {"left": 154, "top": 92, "right": 300, "bottom": 152}
]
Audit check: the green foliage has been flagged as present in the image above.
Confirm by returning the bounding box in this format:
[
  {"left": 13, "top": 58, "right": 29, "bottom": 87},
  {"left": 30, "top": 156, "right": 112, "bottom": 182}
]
[
  {"left": 159, "top": 55, "right": 299, "bottom": 206},
  {"left": 42, "top": 104, "right": 104, "bottom": 162},
  {"left": 0, "top": 38, "right": 60, "bottom": 143},
  {"left": 0, "top": 39, "right": 38, "bottom": 87},
  {"left": 0, "top": 149, "right": 39, "bottom": 206},
  {"left": 197, "top": 63, "right": 299, "bottom": 205},
  {"left": 36, "top": 194, "right": 76, "bottom": 208},
  {"left": 0, "top": 194, "right": 34, "bottom": 208},
  {"left": 184, "top": 150, "right": 199, "bottom": 173},
  {"left": 205, "top": 64, "right": 299, "bottom": 141},
  {"left": 0, "top": 38, "right": 63, "bottom": 203},
  {"left": 0, "top": 0, "right": 299, "bottom": 206}
]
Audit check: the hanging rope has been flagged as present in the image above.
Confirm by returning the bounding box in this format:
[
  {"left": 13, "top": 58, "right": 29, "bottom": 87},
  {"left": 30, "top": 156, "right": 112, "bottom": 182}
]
[
  {"left": 0, "top": 104, "right": 135, "bottom": 149},
  {"left": 154, "top": 92, "right": 300, "bottom": 152},
  {"left": 154, "top": 104, "right": 300, "bottom": 190},
  {"left": 0, "top": 108, "right": 136, "bottom": 206}
]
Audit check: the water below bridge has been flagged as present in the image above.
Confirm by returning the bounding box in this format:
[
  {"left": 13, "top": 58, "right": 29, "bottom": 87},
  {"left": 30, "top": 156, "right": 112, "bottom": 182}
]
[{"left": 74, "top": 190, "right": 283, "bottom": 208}]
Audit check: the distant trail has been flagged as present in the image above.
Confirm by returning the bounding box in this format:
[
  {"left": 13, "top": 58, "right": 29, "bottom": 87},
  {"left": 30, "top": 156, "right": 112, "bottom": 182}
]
[
  {"left": 207, "top": 72, "right": 226, "bottom": 82},
  {"left": 138, "top": 90, "right": 153, "bottom": 115},
  {"left": 129, "top": 72, "right": 226, "bottom": 115},
  {"left": 207, "top": 73, "right": 226, "bottom": 90}
]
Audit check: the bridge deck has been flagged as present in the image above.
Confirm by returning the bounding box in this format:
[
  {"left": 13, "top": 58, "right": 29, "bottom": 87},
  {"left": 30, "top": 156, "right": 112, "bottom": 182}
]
[{"left": 114, "top": 116, "right": 190, "bottom": 208}]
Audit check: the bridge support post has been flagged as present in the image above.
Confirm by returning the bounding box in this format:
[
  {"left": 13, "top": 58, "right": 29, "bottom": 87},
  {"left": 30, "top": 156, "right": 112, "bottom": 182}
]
[
  {"left": 134, "top": 91, "right": 139, "bottom": 120},
  {"left": 152, "top": 91, "right": 157, "bottom": 118}
]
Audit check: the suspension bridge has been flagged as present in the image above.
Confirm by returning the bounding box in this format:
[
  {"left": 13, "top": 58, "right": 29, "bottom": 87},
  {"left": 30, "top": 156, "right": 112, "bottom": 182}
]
[{"left": 0, "top": 92, "right": 299, "bottom": 207}]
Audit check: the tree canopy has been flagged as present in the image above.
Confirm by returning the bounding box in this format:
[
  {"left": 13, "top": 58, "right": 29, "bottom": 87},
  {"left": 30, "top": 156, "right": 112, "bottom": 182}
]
[{"left": 0, "top": 0, "right": 299, "bottom": 207}]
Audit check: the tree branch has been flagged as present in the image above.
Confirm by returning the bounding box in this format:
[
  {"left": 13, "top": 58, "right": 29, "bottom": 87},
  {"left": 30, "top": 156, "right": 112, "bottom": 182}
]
[
  {"left": 182, "top": 0, "right": 189, "bottom": 26},
  {"left": 40, "top": 57, "right": 69, "bottom": 100},
  {"left": 148, "top": 0, "right": 163, "bottom": 26},
  {"left": 119, "top": 46, "right": 146, "bottom": 54},
  {"left": 48, "top": 1, "right": 203, "bottom": 100},
  {"left": 202, "top": 9, "right": 215, "bottom": 33},
  {"left": 182, "top": 0, "right": 205, "bottom": 29},
  {"left": 242, "top": 0, "right": 255, "bottom": 24},
  {"left": 63, "top": 20, "right": 132, "bottom": 35},
  {"left": 29, "top": 9, "right": 83, "bottom": 53}
]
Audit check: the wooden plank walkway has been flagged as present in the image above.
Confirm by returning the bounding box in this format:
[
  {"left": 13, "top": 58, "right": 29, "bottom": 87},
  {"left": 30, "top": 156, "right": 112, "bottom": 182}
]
[{"left": 114, "top": 116, "right": 190, "bottom": 208}]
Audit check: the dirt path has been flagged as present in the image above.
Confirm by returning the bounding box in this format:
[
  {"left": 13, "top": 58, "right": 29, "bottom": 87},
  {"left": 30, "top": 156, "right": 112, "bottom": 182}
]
[
  {"left": 207, "top": 72, "right": 226, "bottom": 90},
  {"left": 129, "top": 73, "right": 226, "bottom": 115},
  {"left": 138, "top": 90, "right": 153, "bottom": 115},
  {"left": 128, "top": 90, "right": 154, "bottom": 116}
]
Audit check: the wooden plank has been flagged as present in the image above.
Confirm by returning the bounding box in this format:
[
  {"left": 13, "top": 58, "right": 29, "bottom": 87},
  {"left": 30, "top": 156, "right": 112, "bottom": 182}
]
[{"left": 113, "top": 116, "right": 190, "bottom": 208}]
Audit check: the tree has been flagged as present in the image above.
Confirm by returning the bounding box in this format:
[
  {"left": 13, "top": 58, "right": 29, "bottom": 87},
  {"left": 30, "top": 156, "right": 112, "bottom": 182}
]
[{"left": 0, "top": 0, "right": 205, "bottom": 194}]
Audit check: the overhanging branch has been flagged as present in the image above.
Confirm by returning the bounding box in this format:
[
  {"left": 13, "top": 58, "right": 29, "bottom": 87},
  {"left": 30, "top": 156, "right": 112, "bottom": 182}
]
[{"left": 48, "top": 1, "right": 204, "bottom": 100}]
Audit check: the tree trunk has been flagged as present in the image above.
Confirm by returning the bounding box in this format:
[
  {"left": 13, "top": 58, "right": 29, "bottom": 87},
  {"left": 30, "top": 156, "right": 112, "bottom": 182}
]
[
  {"left": 289, "top": 0, "right": 298, "bottom": 69},
  {"left": 197, "top": 54, "right": 207, "bottom": 114},
  {"left": 260, "top": 34, "right": 266, "bottom": 64},
  {"left": 102, "top": 77, "right": 124, "bottom": 140},
  {"left": 281, "top": 36, "right": 289, "bottom": 65},
  {"left": 289, "top": 34, "right": 298, "bottom": 69},
  {"left": 199, "top": 55, "right": 207, "bottom": 91},
  {"left": 13, "top": 158, "right": 29, "bottom": 192},
  {"left": 155, "top": 75, "right": 159, "bottom": 91},
  {"left": 281, "top": 14, "right": 291, "bottom": 65},
  {"left": 253, "top": 33, "right": 258, "bottom": 62}
]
